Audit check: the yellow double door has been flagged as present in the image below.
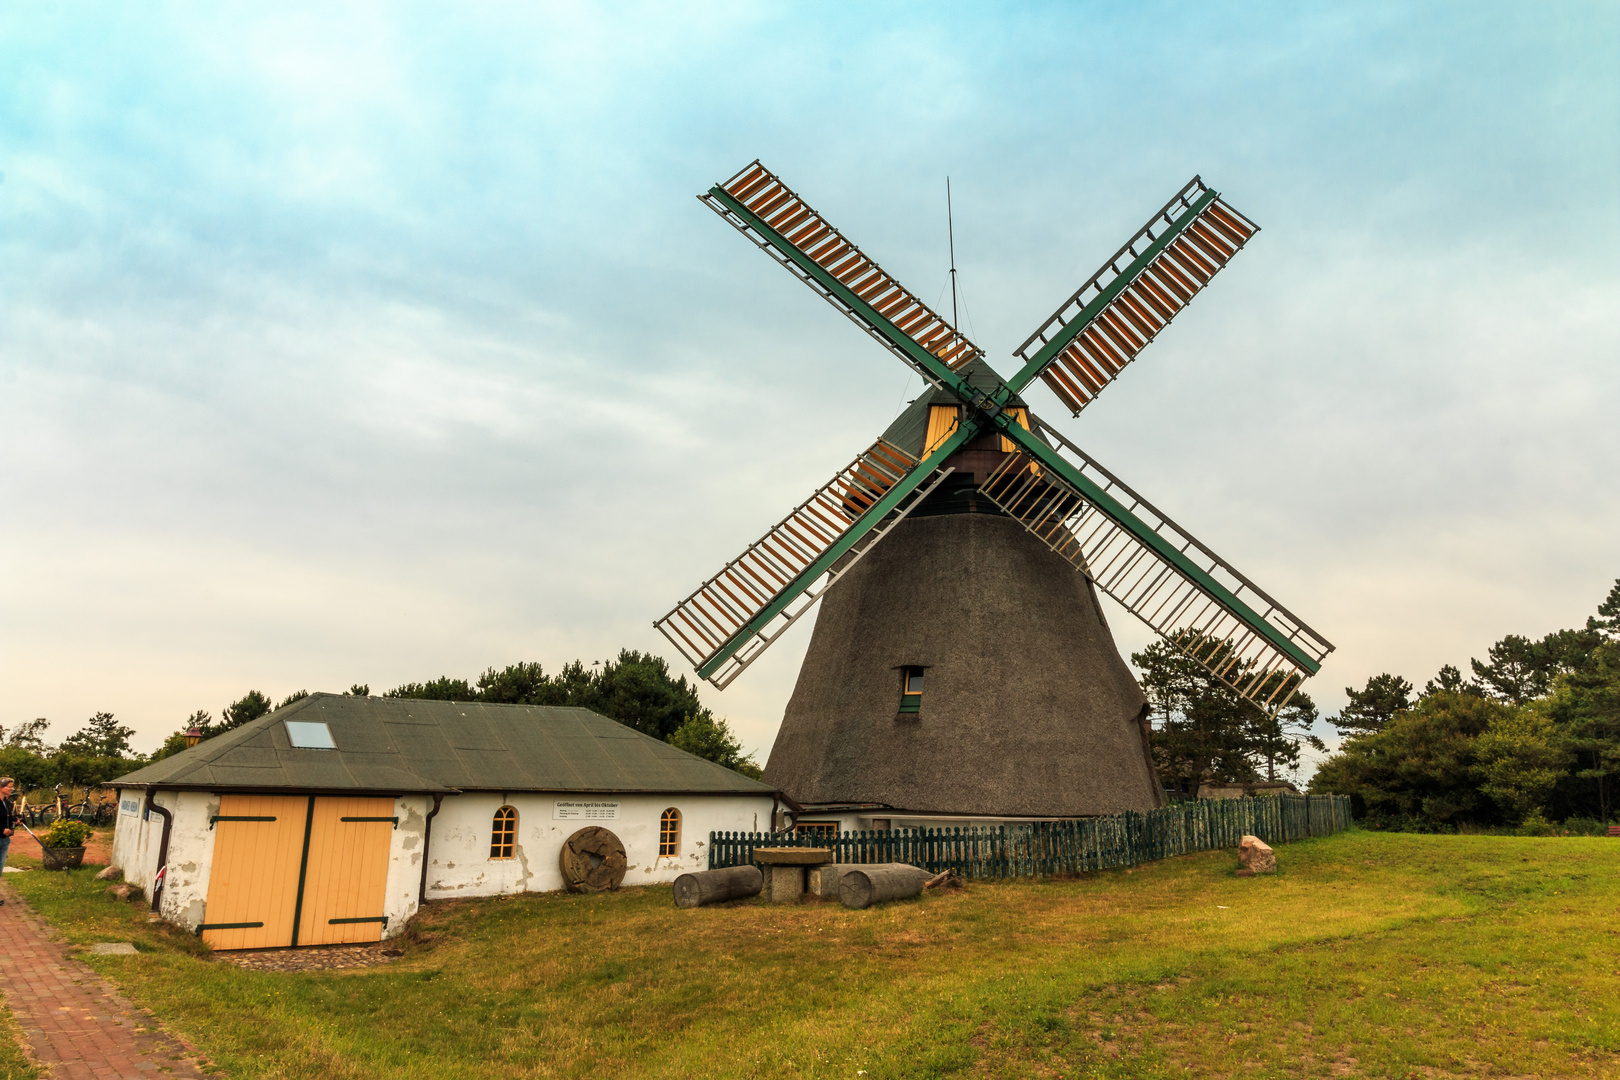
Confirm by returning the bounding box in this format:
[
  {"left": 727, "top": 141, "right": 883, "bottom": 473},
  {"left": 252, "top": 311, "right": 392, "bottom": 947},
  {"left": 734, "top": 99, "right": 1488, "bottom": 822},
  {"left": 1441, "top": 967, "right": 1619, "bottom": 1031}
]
[{"left": 201, "top": 794, "right": 396, "bottom": 950}]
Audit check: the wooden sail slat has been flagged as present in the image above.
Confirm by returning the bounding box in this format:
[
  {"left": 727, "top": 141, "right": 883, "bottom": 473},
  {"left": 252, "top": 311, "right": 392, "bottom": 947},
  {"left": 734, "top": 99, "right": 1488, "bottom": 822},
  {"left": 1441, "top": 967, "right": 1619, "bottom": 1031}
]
[
  {"left": 1040, "top": 367, "right": 1088, "bottom": 414},
  {"left": 703, "top": 162, "right": 982, "bottom": 374},
  {"left": 655, "top": 438, "right": 926, "bottom": 673},
  {"left": 1011, "top": 180, "right": 1260, "bottom": 416}
]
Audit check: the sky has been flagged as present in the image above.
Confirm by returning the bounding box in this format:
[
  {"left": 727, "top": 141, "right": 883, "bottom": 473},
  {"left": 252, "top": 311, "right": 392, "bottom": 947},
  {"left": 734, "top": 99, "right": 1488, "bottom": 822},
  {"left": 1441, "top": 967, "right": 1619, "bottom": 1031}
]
[{"left": 2, "top": 2, "right": 1617, "bottom": 774}]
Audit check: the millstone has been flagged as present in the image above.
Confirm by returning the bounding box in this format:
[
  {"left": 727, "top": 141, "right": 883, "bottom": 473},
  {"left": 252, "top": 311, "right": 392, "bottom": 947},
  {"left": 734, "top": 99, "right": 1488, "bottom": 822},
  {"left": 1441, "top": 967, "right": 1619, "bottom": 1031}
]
[{"left": 559, "top": 826, "right": 627, "bottom": 892}]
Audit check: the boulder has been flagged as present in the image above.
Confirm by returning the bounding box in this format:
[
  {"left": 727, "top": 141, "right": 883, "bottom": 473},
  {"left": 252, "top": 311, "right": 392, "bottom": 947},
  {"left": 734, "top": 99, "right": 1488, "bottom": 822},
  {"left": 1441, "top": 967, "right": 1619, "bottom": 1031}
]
[
  {"left": 93, "top": 866, "right": 124, "bottom": 882},
  {"left": 1237, "top": 835, "right": 1276, "bottom": 875},
  {"left": 108, "top": 883, "right": 145, "bottom": 903}
]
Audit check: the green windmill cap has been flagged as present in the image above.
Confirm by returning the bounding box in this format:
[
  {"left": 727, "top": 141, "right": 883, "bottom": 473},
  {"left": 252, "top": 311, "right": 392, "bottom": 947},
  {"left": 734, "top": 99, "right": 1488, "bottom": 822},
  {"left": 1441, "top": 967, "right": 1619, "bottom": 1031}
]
[{"left": 879, "top": 356, "right": 1043, "bottom": 459}]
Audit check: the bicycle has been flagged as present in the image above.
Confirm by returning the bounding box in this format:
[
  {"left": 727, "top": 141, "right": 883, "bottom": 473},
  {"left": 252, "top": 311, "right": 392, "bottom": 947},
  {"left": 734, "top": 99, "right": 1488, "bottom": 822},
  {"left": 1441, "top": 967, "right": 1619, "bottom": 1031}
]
[
  {"left": 47, "top": 784, "right": 66, "bottom": 826},
  {"left": 70, "top": 788, "right": 116, "bottom": 827}
]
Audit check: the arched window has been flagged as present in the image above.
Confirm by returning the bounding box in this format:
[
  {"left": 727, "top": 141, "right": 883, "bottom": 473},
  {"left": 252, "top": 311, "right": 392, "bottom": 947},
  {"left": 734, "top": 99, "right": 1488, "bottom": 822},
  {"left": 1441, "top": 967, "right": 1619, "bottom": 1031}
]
[
  {"left": 490, "top": 805, "right": 516, "bottom": 859},
  {"left": 659, "top": 807, "right": 681, "bottom": 857}
]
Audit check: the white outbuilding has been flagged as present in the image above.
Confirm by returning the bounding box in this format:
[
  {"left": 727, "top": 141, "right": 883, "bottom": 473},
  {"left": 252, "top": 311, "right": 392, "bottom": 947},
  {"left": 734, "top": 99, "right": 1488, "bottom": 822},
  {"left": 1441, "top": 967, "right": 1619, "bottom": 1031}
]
[{"left": 110, "top": 693, "right": 777, "bottom": 949}]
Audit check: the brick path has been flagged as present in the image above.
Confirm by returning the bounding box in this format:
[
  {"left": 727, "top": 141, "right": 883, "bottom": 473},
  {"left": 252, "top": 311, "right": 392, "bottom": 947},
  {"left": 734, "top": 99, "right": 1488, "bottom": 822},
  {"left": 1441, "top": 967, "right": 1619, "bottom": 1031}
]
[{"left": 0, "top": 886, "right": 209, "bottom": 1079}]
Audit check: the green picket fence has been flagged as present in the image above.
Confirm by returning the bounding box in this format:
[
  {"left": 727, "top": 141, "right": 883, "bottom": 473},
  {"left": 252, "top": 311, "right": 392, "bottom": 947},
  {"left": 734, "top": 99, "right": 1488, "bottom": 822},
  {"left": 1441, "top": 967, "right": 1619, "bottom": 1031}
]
[{"left": 708, "top": 793, "right": 1352, "bottom": 879}]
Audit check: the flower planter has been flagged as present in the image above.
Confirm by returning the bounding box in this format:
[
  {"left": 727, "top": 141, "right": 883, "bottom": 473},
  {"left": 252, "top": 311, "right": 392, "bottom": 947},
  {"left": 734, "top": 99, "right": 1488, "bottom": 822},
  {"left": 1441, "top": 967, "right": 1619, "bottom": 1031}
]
[{"left": 41, "top": 846, "right": 85, "bottom": 871}]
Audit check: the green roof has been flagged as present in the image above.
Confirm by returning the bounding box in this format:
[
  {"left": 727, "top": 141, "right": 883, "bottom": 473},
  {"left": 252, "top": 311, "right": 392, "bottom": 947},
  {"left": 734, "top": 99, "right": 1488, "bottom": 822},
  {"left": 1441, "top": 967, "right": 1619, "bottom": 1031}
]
[{"left": 114, "top": 694, "right": 775, "bottom": 796}]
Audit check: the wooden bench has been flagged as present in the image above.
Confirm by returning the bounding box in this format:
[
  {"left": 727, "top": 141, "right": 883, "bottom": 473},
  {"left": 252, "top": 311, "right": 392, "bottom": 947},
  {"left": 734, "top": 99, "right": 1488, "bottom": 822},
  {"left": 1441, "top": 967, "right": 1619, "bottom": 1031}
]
[{"left": 1609, "top": 825, "right": 1620, "bottom": 837}]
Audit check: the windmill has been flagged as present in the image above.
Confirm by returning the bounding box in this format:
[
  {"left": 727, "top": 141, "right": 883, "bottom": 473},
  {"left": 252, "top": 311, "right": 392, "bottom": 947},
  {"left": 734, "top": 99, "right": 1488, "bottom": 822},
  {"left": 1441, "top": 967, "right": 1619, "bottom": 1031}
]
[{"left": 655, "top": 162, "right": 1333, "bottom": 821}]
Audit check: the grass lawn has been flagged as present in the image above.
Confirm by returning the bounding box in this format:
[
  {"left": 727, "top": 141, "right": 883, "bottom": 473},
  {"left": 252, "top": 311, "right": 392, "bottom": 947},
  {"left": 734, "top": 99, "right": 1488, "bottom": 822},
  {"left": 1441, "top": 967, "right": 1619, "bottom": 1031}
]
[
  {"left": 3, "top": 830, "right": 1617, "bottom": 1078},
  {"left": 0, "top": 1003, "right": 35, "bottom": 1080}
]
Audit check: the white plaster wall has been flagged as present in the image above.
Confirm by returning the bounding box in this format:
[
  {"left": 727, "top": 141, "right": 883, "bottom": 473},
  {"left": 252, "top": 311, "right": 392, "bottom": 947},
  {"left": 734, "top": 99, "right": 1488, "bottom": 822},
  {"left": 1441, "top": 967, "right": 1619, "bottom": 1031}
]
[
  {"left": 111, "top": 787, "right": 159, "bottom": 892},
  {"left": 423, "top": 793, "right": 773, "bottom": 899},
  {"left": 109, "top": 789, "right": 221, "bottom": 930},
  {"left": 110, "top": 788, "right": 213, "bottom": 914},
  {"left": 379, "top": 795, "right": 434, "bottom": 939},
  {"left": 158, "top": 791, "right": 220, "bottom": 930}
]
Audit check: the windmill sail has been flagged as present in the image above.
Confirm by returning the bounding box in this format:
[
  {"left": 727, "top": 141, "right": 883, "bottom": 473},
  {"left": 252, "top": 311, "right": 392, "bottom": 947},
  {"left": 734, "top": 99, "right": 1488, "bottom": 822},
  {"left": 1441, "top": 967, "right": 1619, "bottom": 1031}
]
[
  {"left": 679, "top": 161, "right": 1331, "bottom": 712},
  {"left": 702, "top": 161, "right": 983, "bottom": 380},
  {"left": 981, "top": 415, "right": 1333, "bottom": 711},
  {"left": 655, "top": 437, "right": 960, "bottom": 689},
  {"left": 1008, "top": 178, "right": 1259, "bottom": 414}
]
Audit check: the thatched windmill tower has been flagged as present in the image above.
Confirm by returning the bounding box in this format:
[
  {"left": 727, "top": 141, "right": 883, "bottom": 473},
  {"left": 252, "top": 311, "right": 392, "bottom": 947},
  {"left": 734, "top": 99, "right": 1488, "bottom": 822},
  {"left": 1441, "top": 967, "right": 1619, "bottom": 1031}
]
[{"left": 656, "top": 162, "right": 1333, "bottom": 827}]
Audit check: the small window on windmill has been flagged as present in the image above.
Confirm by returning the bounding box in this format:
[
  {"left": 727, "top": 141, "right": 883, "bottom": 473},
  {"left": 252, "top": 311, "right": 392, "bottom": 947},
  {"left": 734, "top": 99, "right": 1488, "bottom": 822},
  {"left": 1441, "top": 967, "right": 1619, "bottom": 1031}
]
[
  {"left": 284, "top": 721, "right": 335, "bottom": 749},
  {"left": 898, "top": 666, "right": 925, "bottom": 714}
]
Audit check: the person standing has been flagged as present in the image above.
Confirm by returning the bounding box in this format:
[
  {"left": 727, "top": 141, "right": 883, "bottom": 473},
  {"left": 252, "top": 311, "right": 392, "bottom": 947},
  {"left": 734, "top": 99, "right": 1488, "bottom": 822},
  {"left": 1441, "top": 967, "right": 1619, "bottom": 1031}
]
[{"left": 0, "top": 778, "right": 14, "bottom": 905}]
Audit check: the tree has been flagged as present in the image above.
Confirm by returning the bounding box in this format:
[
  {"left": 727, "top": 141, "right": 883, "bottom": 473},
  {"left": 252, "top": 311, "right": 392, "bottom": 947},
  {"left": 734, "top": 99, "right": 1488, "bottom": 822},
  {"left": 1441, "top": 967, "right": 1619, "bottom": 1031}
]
[
  {"left": 591, "top": 651, "right": 709, "bottom": 742},
  {"left": 1586, "top": 578, "right": 1620, "bottom": 639},
  {"left": 345, "top": 685, "right": 369, "bottom": 697},
  {"left": 1421, "top": 664, "right": 1467, "bottom": 698},
  {"left": 667, "top": 714, "right": 763, "bottom": 778},
  {"left": 1473, "top": 705, "right": 1570, "bottom": 823},
  {"left": 1249, "top": 688, "right": 1323, "bottom": 781},
  {"left": 0, "top": 747, "right": 55, "bottom": 790},
  {"left": 1133, "top": 636, "right": 1322, "bottom": 790},
  {"left": 280, "top": 690, "right": 310, "bottom": 708},
  {"left": 1332, "top": 673, "right": 1413, "bottom": 737},
  {"left": 1547, "top": 638, "right": 1620, "bottom": 822},
  {"left": 1540, "top": 627, "right": 1605, "bottom": 673},
  {"left": 221, "top": 691, "right": 274, "bottom": 731},
  {"left": 1469, "top": 635, "right": 1546, "bottom": 704},
  {"left": 1, "top": 718, "right": 51, "bottom": 754},
  {"left": 58, "top": 711, "right": 136, "bottom": 758},
  {"left": 1469, "top": 629, "right": 1601, "bottom": 705},
  {"left": 384, "top": 677, "right": 478, "bottom": 702},
  {"left": 1136, "top": 640, "right": 1256, "bottom": 791},
  {"left": 473, "top": 662, "right": 553, "bottom": 705},
  {"left": 153, "top": 709, "right": 215, "bottom": 761},
  {"left": 1309, "top": 691, "right": 1516, "bottom": 829},
  {"left": 384, "top": 651, "right": 730, "bottom": 760}
]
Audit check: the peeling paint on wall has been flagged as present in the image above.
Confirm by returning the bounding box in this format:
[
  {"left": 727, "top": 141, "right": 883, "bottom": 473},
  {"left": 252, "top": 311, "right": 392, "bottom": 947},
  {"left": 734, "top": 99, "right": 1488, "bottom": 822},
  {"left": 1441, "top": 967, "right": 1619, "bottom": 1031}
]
[
  {"left": 113, "top": 788, "right": 771, "bottom": 941},
  {"left": 421, "top": 793, "right": 771, "bottom": 900}
]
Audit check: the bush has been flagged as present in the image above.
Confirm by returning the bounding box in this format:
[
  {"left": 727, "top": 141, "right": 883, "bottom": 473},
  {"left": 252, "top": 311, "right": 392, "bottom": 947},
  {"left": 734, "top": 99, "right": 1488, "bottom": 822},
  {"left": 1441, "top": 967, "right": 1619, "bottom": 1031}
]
[
  {"left": 0, "top": 748, "right": 56, "bottom": 792},
  {"left": 1511, "top": 809, "right": 1560, "bottom": 836},
  {"left": 42, "top": 819, "right": 93, "bottom": 848}
]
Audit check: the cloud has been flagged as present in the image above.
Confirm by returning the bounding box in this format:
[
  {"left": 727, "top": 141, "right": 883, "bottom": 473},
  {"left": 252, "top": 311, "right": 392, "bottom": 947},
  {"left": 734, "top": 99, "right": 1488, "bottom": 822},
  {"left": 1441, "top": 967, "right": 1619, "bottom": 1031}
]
[{"left": 1, "top": 2, "right": 1615, "bottom": 762}]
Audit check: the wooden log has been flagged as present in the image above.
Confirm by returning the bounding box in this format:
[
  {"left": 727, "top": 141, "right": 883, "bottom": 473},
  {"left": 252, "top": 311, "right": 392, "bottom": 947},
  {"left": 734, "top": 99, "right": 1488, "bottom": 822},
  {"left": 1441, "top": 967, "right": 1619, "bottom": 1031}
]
[
  {"left": 672, "top": 865, "right": 763, "bottom": 908},
  {"left": 807, "top": 863, "right": 864, "bottom": 898},
  {"left": 839, "top": 863, "right": 933, "bottom": 910}
]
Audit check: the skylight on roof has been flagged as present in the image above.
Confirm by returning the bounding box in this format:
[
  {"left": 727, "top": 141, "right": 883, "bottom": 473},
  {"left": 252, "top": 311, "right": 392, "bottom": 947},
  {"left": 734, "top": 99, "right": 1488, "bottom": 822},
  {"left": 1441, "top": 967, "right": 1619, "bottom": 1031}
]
[{"left": 285, "top": 721, "right": 336, "bottom": 750}]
